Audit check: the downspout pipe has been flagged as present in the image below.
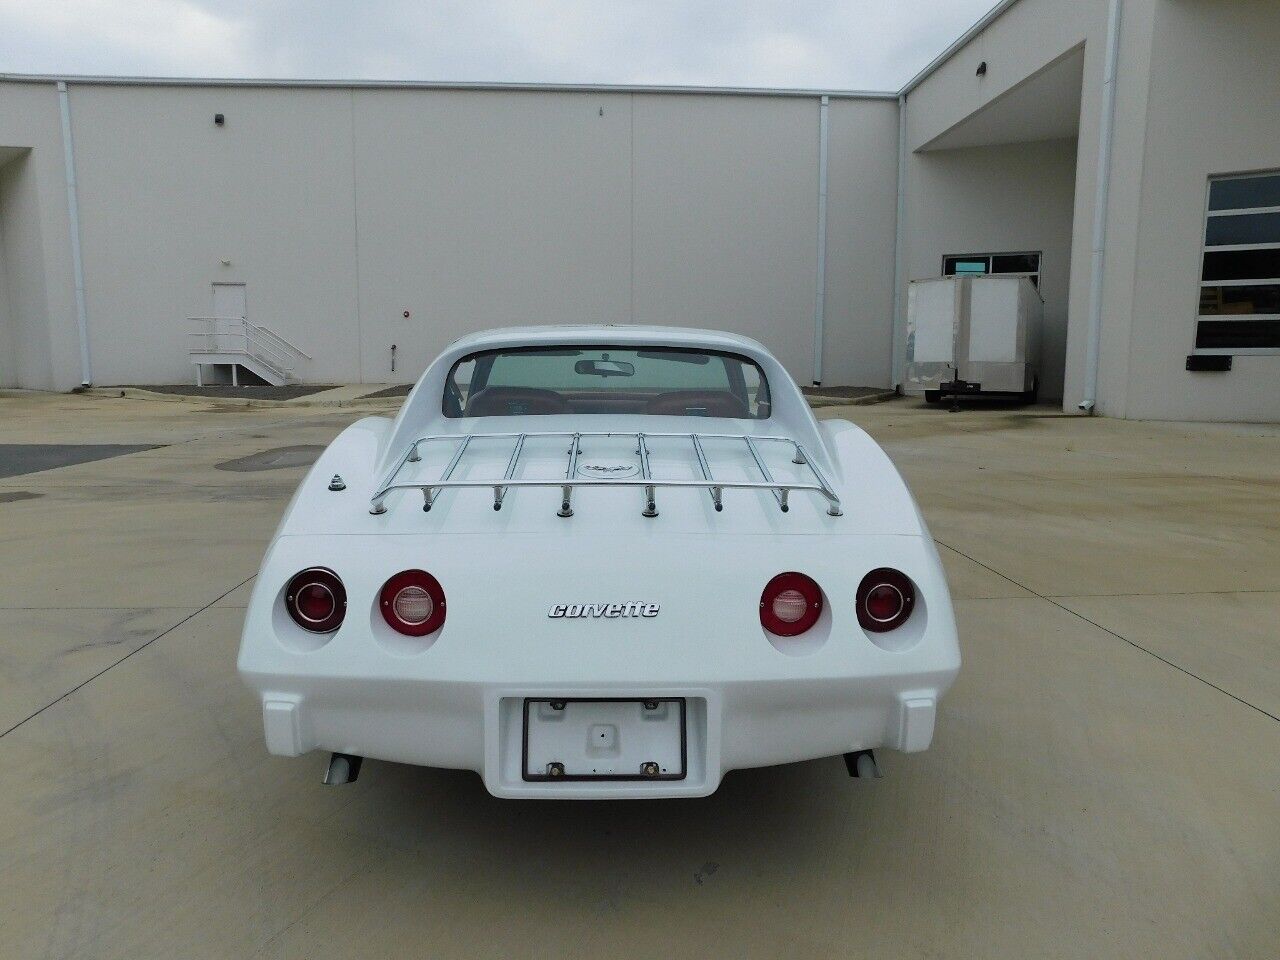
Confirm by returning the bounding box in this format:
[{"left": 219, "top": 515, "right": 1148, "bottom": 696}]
[
  {"left": 1079, "top": 0, "right": 1124, "bottom": 413},
  {"left": 891, "top": 92, "right": 908, "bottom": 389},
  {"left": 57, "top": 80, "right": 92, "bottom": 387},
  {"left": 812, "top": 95, "right": 830, "bottom": 385}
]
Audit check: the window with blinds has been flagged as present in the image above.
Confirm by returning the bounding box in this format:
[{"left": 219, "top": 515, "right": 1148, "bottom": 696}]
[{"left": 1196, "top": 172, "right": 1280, "bottom": 353}]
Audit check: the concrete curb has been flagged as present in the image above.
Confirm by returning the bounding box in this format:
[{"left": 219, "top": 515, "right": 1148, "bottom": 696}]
[
  {"left": 86, "top": 386, "right": 404, "bottom": 410},
  {"left": 803, "top": 390, "right": 897, "bottom": 408},
  {"left": 84, "top": 385, "right": 896, "bottom": 411}
]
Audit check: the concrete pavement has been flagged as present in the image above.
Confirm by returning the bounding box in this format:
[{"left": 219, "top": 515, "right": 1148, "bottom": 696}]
[{"left": 0, "top": 390, "right": 1276, "bottom": 959}]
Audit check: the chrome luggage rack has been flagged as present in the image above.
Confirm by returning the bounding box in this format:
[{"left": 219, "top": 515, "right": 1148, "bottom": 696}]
[{"left": 368, "top": 431, "right": 843, "bottom": 518}]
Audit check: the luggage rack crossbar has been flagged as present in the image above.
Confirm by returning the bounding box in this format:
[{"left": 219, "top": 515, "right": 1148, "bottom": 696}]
[{"left": 369, "top": 431, "right": 843, "bottom": 518}]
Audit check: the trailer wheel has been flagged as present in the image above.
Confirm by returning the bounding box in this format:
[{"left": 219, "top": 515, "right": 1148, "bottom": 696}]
[
  {"left": 1022, "top": 377, "right": 1039, "bottom": 404},
  {"left": 924, "top": 390, "right": 941, "bottom": 404}
]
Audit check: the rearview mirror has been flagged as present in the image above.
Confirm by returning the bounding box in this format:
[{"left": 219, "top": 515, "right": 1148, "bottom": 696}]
[{"left": 574, "top": 359, "right": 635, "bottom": 378}]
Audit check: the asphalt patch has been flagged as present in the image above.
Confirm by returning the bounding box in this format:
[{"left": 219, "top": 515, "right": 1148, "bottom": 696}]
[
  {"left": 0, "top": 491, "right": 42, "bottom": 503},
  {"left": 215, "top": 445, "right": 325, "bottom": 472},
  {"left": 360, "top": 384, "right": 413, "bottom": 399},
  {"left": 0, "top": 444, "right": 159, "bottom": 479}
]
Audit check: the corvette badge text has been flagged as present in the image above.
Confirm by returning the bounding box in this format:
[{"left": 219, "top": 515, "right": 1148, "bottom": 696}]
[{"left": 548, "top": 602, "right": 660, "bottom": 619}]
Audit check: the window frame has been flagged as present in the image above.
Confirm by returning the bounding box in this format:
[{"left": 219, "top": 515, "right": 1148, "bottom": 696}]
[
  {"left": 1194, "top": 169, "right": 1280, "bottom": 356},
  {"left": 441, "top": 344, "right": 772, "bottom": 420},
  {"left": 941, "top": 251, "right": 1042, "bottom": 288}
]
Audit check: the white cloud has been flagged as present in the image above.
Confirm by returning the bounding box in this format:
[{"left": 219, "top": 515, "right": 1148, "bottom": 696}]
[
  {"left": 0, "top": 0, "right": 252, "bottom": 75},
  {"left": 0, "top": 0, "right": 997, "bottom": 90}
]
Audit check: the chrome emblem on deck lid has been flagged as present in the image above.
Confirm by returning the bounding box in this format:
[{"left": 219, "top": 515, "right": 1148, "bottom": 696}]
[{"left": 576, "top": 461, "right": 640, "bottom": 480}]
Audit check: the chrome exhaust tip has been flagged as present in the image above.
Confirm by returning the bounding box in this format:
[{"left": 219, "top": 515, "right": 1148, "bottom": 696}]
[
  {"left": 322, "top": 752, "right": 363, "bottom": 785},
  {"left": 843, "top": 749, "right": 882, "bottom": 779}
]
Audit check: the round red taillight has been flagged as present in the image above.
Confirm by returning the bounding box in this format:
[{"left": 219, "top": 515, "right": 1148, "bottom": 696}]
[
  {"left": 379, "top": 570, "right": 446, "bottom": 636},
  {"left": 760, "top": 572, "right": 823, "bottom": 636},
  {"left": 856, "top": 568, "right": 916, "bottom": 632},
  {"left": 285, "top": 567, "right": 346, "bottom": 633}
]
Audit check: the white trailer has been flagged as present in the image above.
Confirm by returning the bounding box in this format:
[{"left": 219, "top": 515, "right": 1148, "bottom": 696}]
[{"left": 905, "top": 275, "right": 1042, "bottom": 404}]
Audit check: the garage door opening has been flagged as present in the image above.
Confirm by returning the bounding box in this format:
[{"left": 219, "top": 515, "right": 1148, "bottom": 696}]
[{"left": 910, "top": 46, "right": 1086, "bottom": 402}]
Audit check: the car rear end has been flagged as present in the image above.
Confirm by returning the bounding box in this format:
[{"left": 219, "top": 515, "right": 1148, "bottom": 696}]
[
  {"left": 239, "top": 327, "right": 959, "bottom": 798},
  {"left": 239, "top": 514, "right": 959, "bottom": 798}
]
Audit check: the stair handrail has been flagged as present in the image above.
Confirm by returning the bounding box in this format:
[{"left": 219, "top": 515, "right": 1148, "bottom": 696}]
[
  {"left": 247, "top": 321, "right": 311, "bottom": 362},
  {"left": 186, "top": 317, "right": 288, "bottom": 379},
  {"left": 241, "top": 324, "right": 297, "bottom": 374},
  {"left": 186, "top": 316, "right": 308, "bottom": 378},
  {"left": 187, "top": 316, "right": 250, "bottom": 357}
]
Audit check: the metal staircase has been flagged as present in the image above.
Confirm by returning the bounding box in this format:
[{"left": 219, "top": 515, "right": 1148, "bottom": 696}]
[{"left": 187, "top": 317, "right": 310, "bottom": 386}]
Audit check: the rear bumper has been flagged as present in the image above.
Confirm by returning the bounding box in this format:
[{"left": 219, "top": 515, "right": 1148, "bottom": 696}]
[
  {"left": 246, "top": 670, "right": 953, "bottom": 799},
  {"left": 240, "top": 530, "right": 960, "bottom": 798}
]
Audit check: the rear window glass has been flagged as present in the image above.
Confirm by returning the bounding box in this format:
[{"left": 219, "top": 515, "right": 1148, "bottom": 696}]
[{"left": 444, "top": 346, "right": 770, "bottom": 419}]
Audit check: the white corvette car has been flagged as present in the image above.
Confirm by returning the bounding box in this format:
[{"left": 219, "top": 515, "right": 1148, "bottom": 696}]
[{"left": 238, "top": 326, "right": 959, "bottom": 798}]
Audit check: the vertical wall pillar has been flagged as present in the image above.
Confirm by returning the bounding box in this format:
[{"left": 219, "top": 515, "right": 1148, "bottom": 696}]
[
  {"left": 1079, "top": 0, "right": 1125, "bottom": 412},
  {"left": 891, "top": 93, "right": 908, "bottom": 389},
  {"left": 57, "top": 80, "right": 92, "bottom": 387},
  {"left": 811, "top": 95, "right": 830, "bottom": 386}
]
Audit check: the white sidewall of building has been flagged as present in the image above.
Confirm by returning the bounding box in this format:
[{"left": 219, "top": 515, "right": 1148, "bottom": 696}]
[
  {"left": 4, "top": 0, "right": 1280, "bottom": 421},
  {"left": 0, "top": 82, "right": 900, "bottom": 391},
  {"left": 1125, "top": 0, "right": 1280, "bottom": 421}
]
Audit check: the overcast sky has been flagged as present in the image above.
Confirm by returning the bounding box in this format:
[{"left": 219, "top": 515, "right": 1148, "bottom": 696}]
[{"left": 0, "top": 1, "right": 997, "bottom": 91}]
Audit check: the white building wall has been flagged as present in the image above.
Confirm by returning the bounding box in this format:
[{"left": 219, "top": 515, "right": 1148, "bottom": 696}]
[
  {"left": 0, "top": 153, "right": 17, "bottom": 386},
  {"left": 0, "top": 83, "right": 79, "bottom": 390},
  {"left": 0, "top": 80, "right": 900, "bottom": 390},
  {"left": 1082, "top": 0, "right": 1159, "bottom": 420},
  {"left": 352, "top": 88, "right": 633, "bottom": 383},
  {"left": 631, "top": 94, "right": 820, "bottom": 380},
  {"left": 6, "top": 0, "right": 1275, "bottom": 420},
  {"left": 1124, "top": 0, "right": 1280, "bottom": 421},
  {"left": 903, "top": 0, "right": 1104, "bottom": 152},
  {"left": 67, "top": 83, "right": 362, "bottom": 385},
  {"left": 823, "top": 98, "right": 902, "bottom": 389},
  {"left": 1, "top": 153, "right": 56, "bottom": 388}
]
